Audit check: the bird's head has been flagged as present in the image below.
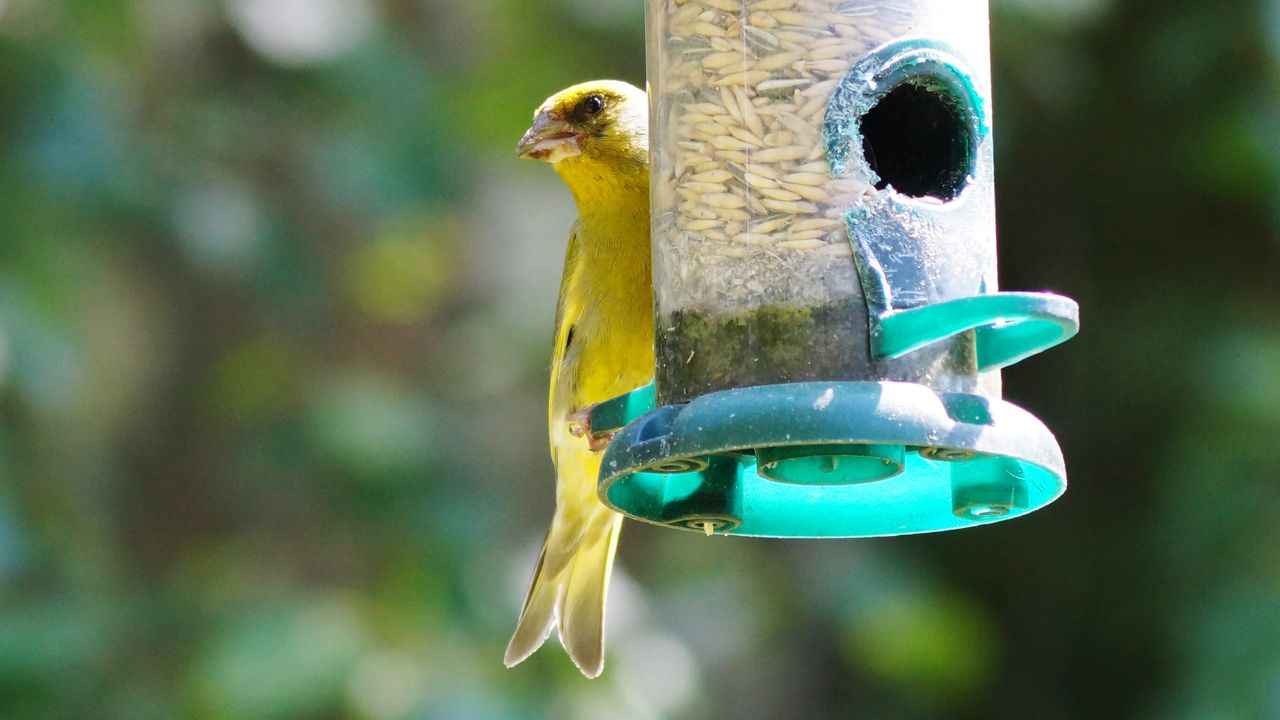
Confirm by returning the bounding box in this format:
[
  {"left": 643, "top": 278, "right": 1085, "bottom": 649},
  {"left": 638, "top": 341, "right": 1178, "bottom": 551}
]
[{"left": 517, "top": 80, "right": 648, "bottom": 175}]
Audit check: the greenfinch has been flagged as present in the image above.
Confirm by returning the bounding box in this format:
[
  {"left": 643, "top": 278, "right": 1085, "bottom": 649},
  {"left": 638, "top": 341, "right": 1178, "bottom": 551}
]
[{"left": 504, "top": 80, "right": 653, "bottom": 678}]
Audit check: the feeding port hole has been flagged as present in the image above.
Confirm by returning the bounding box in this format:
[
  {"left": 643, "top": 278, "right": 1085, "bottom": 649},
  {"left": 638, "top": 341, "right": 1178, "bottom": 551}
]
[{"left": 859, "top": 78, "right": 977, "bottom": 201}]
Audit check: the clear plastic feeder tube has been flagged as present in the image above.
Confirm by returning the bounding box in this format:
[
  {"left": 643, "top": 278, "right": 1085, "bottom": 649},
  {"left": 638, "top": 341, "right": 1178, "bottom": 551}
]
[{"left": 648, "top": 0, "right": 1001, "bottom": 405}]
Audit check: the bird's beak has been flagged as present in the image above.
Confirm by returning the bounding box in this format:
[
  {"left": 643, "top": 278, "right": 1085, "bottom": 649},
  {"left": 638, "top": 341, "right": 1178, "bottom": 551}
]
[{"left": 517, "top": 112, "right": 583, "bottom": 163}]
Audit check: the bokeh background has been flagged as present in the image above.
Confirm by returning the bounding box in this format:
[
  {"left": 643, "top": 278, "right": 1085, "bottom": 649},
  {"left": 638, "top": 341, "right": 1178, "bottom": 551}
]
[{"left": 1, "top": 0, "right": 1278, "bottom": 717}]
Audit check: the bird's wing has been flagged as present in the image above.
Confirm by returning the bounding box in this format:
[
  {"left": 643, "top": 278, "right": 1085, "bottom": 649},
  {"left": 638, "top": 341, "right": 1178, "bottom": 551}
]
[{"left": 548, "top": 221, "right": 585, "bottom": 432}]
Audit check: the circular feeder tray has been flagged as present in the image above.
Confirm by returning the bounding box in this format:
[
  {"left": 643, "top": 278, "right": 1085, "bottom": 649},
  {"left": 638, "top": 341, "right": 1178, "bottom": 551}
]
[{"left": 593, "top": 380, "right": 1066, "bottom": 538}]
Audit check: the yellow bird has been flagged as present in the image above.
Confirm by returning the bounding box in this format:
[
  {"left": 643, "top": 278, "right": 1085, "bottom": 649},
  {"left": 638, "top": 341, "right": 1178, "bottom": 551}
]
[{"left": 504, "top": 80, "right": 653, "bottom": 678}]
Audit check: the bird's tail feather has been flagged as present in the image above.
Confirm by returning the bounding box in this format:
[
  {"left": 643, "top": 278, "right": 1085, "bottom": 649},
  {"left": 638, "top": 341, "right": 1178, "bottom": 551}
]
[
  {"left": 503, "top": 534, "right": 557, "bottom": 669},
  {"left": 504, "top": 456, "right": 622, "bottom": 678},
  {"left": 557, "top": 513, "right": 622, "bottom": 678}
]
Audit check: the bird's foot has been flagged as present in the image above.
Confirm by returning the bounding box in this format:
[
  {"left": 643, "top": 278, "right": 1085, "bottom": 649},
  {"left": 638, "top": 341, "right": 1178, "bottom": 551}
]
[{"left": 568, "top": 405, "right": 613, "bottom": 452}]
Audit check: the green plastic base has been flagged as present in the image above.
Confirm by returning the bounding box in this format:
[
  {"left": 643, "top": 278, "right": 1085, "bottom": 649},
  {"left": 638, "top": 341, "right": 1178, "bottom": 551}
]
[{"left": 594, "top": 381, "right": 1066, "bottom": 538}]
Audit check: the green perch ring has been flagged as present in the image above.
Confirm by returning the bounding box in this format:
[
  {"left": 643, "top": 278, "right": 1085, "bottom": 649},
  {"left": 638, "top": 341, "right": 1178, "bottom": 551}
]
[{"left": 590, "top": 377, "right": 1071, "bottom": 537}]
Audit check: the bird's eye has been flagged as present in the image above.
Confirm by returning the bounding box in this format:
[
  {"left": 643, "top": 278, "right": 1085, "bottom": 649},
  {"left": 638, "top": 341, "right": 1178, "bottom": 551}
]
[{"left": 578, "top": 95, "right": 604, "bottom": 117}]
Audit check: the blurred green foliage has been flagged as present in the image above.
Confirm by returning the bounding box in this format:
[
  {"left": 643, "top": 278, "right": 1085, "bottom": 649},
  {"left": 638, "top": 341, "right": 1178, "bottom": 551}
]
[{"left": 0, "top": 0, "right": 1278, "bottom": 718}]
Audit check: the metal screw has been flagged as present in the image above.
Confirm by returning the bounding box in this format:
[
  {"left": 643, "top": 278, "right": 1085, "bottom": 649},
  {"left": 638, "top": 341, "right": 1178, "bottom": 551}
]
[
  {"left": 688, "top": 519, "right": 722, "bottom": 536},
  {"left": 922, "top": 446, "right": 975, "bottom": 462},
  {"left": 966, "top": 504, "right": 1010, "bottom": 519},
  {"left": 650, "top": 457, "right": 708, "bottom": 473}
]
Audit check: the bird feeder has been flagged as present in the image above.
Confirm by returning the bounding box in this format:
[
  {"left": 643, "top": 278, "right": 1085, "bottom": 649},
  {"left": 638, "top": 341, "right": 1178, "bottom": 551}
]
[{"left": 590, "top": 0, "right": 1079, "bottom": 536}]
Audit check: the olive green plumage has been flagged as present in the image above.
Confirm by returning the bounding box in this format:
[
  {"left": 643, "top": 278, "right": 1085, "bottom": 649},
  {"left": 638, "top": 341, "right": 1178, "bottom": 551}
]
[{"left": 505, "top": 80, "right": 653, "bottom": 678}]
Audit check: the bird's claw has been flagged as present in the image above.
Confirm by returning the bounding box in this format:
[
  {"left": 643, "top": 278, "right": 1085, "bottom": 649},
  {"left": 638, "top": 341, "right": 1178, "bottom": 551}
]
[
  {"left": 567, "top": 407, "right": 592, "bottom": 437},
  {"left": 568, "top": 405, "right": 614, "bottom": 452}
]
